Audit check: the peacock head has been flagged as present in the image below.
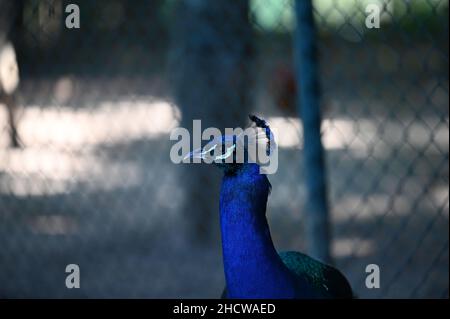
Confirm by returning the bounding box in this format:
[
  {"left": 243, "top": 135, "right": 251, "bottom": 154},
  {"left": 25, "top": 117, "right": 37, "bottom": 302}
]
[{"left": 184, "top": 115, "right": 277, "bottom": 175}]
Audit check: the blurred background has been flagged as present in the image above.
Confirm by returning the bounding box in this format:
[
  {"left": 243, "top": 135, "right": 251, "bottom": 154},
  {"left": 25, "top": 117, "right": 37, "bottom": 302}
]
[{"left": 0, "top": 0, "right": 448, "bottom": 298}]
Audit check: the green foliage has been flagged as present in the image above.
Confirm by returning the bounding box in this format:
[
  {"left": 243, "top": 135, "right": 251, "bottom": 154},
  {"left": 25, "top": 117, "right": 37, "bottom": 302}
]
[{"left": 249, "top": 0, "right": 448, "bottom": 36}]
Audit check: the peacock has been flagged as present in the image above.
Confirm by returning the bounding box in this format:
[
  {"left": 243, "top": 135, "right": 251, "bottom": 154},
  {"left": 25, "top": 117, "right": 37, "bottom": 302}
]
[{"left": 185, "top": 115, "right": 353, "bottom": 299}]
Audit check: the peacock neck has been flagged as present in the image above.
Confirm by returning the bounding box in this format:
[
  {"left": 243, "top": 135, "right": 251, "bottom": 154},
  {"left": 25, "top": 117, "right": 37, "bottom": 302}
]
[{"left": 219, "top": 164, "right": 297, "bottom": 298}]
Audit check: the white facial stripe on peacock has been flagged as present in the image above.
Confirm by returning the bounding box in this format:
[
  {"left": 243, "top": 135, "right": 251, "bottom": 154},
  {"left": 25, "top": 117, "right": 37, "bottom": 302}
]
[
  {"left": 202, "top": 141, "right": 236, "bottom": 161},
  {"left": 214, "top": 144, "right": 236, "bottom": 160},
  {"left": 206, "top": 130, "right": 274, "bottom": 163}
]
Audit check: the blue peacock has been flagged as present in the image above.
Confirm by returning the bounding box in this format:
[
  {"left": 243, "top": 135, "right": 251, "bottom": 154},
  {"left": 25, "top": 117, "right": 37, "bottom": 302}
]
[{"left": 186, "top": 115, "right": 353, "bottom": 299}]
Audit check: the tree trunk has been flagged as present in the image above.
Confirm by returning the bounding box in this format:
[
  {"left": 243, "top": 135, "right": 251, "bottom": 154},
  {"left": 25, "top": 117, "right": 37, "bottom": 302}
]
[
  {"left": 169, "top": 0, "right": 253, "bottom": 242},
  {"left": 0, "top": 0, "right": 23, "bottom": 148}
]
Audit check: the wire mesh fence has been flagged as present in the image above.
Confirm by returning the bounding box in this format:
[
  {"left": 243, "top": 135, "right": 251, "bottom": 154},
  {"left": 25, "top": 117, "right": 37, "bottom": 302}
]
[{"left": 0, "top": 0, "right": 448, "bottom": 298}]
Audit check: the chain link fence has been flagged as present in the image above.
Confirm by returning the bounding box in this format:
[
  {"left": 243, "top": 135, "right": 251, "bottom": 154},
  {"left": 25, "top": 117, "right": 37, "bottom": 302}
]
[{"left": 0, "top": 0, "right": 448, "bottom": 298}]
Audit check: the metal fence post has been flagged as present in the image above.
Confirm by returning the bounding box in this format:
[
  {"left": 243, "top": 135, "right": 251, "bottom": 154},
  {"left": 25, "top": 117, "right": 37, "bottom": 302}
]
[{"left": 293, "top": 0, "right": 331, "bottom": 264}]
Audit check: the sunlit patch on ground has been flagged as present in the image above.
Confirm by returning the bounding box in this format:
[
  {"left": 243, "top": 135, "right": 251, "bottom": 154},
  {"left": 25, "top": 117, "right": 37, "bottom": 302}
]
[
  {"left": 0, "top": 99, "right": 180, "bottom": 197},
  {"left": 26, "top": 214, "right": 78, "bottom": 235},
  {"left": 268, "top": 116, "right": 449, "bottom": 156},
  {"left": 1, "top": 99, "right": 180, "bottom": 149},
  {"left": 333, "top": 238, "right": 374, "bottom": 258}
]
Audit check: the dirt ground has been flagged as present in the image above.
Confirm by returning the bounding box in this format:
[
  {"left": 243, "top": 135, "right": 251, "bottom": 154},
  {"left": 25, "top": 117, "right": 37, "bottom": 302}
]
[{"left": 0, "top": 40, "right": 448, "bottom": 298}]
